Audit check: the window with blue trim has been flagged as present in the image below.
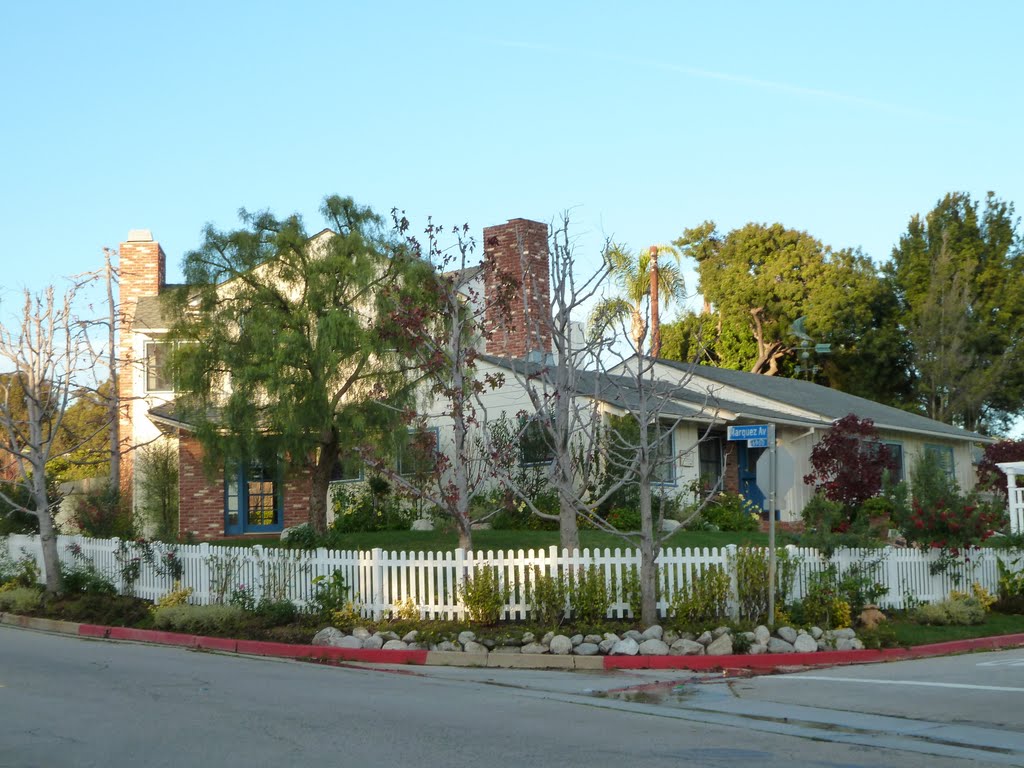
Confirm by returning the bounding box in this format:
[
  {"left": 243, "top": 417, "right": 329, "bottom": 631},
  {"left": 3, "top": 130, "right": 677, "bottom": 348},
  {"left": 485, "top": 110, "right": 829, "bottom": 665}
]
[
  {"left": 924, "top": 444, "right": 955, "bottom": 479},
  {"left": 331, "top": 451, "right": 364, "bottom": 483},
  {"left": 225, "top": 461, "right": 282, "bottom": 533},
  {"left": 519, "top": 417, "right": 554, "bottom": 467}
]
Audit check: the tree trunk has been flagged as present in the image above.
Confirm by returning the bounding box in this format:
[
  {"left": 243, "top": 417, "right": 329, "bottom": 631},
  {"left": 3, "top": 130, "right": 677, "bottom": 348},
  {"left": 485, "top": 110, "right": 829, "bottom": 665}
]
[
  {"left": 33, "top": 474, "right": 62, "bottom": 594},
  {"left": 308, "top": 433, "right": 339, "bottom": 535},
  {"left": 558, "top": 495, "right": 580, "bottom": 553},
  {"left": 638, "top": 470, "right": 658, "bottom": 627},
  {"left": 456, "top": 513, "right": 473, "bottom": 552}
]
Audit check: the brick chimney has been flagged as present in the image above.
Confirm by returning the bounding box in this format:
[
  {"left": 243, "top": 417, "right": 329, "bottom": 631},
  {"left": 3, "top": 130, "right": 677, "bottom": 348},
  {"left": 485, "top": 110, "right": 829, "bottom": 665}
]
[
  {"left": 482, "top": 218, "right": 551, "bottom": 359},
  {"left": 117, "top": 230, "right": 166, "bottom": 493}
]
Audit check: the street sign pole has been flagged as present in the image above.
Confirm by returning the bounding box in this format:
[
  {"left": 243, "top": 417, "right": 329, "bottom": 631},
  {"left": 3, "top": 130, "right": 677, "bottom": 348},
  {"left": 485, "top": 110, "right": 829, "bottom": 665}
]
[{"left": 768, "top": 423, "right": 777, "bottom": 628}]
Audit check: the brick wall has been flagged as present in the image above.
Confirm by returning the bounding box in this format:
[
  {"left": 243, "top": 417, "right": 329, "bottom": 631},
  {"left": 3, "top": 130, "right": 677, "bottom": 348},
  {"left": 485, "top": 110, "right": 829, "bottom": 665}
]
[
  {"left": 117, "top": 231, "right": 166, "bottom": 495},
  {"left": 482, "top": 218, "right": 551, "bottom": 358}
]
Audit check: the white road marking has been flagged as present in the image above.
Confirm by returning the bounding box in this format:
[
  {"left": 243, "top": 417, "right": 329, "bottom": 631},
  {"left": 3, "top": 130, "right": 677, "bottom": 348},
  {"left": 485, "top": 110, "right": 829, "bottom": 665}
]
[
  {"left": 977, "top": 659, "right": 1024, "bottom": 667},
  {"left": 770, "top": 675, "right": 1024, "bottom": 693}
]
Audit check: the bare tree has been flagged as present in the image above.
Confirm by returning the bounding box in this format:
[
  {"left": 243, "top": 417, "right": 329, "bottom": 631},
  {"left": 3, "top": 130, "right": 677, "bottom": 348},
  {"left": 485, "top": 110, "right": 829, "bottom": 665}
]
[{"left": 0, "top": 282, "right": 99, "bottom": 592}]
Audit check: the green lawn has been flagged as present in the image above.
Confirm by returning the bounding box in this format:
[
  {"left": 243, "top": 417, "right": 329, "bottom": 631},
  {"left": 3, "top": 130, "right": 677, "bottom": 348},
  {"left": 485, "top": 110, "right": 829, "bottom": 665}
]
[
  {"left": 214, "top": 528, "right": 778, "bottom": 553},
  {"left": 888, "top": 611, "right": 1024, "bottom": 646}
]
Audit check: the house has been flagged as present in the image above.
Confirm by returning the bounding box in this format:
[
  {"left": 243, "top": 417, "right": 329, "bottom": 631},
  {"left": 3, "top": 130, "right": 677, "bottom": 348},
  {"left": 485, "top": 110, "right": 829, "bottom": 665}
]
[{"left": 117, "top": 221, "right": 990, "bottom": 539}]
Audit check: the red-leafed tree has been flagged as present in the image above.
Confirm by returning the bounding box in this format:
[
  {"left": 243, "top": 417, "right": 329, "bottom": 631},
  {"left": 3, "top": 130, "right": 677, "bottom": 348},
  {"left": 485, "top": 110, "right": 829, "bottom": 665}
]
[
  {"left": 803, "top": 414, "right": 896, "bottom": 513},
  {"left": 976, "top": 439, "right": 1024, "bottom": 500}
]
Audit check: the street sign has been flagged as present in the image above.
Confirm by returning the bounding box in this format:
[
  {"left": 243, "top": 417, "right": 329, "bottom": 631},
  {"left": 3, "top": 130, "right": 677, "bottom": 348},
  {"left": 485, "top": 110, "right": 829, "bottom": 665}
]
[
  {"left": 727, "top": 424, "right": 769, "bottom": 441},
  {"left": 746, "top": 437, "right": 769, "bottom": 448}
]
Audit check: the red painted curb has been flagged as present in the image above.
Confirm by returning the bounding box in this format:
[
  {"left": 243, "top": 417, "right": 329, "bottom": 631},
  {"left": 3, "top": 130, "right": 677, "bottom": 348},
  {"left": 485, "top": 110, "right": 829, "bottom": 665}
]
[
  {"left": 314, "top": 646, "right": 429, "bottom": 665},
  {"left": 107, "top": 627, "right": 198, "bottom": 647},
  {"left": 903, "top": 632, "right": 1024, "bottom": 657},
  {"left": 78, "top": 624, "right": 110, "bottom": 638},
  {"left": 196, "top": 636, "right": 238, "bottom": 653}
]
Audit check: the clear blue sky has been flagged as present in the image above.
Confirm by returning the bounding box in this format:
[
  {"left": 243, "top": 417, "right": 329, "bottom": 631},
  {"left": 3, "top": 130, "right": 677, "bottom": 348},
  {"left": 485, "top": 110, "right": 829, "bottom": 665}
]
[{"left": 2, "top": 1, "right": 1022, "bottom": 304}]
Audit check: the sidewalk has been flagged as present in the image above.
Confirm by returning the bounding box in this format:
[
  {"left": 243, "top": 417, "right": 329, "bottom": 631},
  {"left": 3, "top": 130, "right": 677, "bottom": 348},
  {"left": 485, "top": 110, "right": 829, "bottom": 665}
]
[{"left": 5, "top": 611, "right": 1024, "bottom": 672}]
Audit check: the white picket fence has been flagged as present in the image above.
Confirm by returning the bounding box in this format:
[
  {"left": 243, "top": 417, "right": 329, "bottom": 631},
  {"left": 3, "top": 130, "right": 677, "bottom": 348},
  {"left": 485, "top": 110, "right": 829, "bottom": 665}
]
[{"left": 4, "top": 533, "right": 1021, "bottom": 621}]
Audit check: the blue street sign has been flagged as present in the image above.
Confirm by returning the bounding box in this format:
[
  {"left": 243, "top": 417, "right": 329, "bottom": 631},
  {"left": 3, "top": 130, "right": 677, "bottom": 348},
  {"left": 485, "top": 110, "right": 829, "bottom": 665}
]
[
  {"left": 747, "top": 437, "right": 769, "bottom": 448},
  {"left": 727, "top": 424, "right": 769, "bottom": 441}
]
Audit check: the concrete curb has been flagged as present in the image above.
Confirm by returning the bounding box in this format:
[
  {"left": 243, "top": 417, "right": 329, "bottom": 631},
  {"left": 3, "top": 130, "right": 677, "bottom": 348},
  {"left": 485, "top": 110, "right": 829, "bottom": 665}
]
[{"left": 4, "top": 612, "right": 1023, "bottom": 672}]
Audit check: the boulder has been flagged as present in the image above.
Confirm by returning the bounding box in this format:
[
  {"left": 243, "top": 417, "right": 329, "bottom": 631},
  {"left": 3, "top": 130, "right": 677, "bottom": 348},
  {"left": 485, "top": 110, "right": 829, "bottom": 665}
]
[
  {"left": 777, "top": 626, "right": 798, "bottom": 644},
  {"left": 696, "top": 631, "right": 713, "bottom": 646},
  {"left": 670, "top": 639, "right": 705, "bottom": 656},
  {"left": 660, "top": 518, "right": 681, "bottom": 533},
  {"left": 402, "top": 630, "right": 419, "bottom": 643},
  {"left": 458, "top": 631, "right": 477, "bottom": 646},
  {"left": 376, "top": 630, "right": 399, "bottom": 642},
  {"left": 312, "top": 627, "right": 345, "bottom": 646},
  {"left": 541, "top": 631, "right": 555, "bottom": 646},
  {"left": 748, "top": 643, "right": 767, "bottom": 655},
  {"left": 522, "top": 642, "right": 549, "bottom": 655},
  {"left": 663, "top": 630, "right": 680, "bottom": 646},
  {"left": 435, "top": 640, "right": 461, "bottom": 653},
  {"left": 793, "top": 634, "right": 818, "bottom": 653},
  {"left": 382, "top": 640, "right": 408, "bottom": 651},
  {"left": 570, "top": 634, "right": 584, "bottom": 647},
  {"left": 410, "top": 519, "right": 434, "bottom": 531},
  {"left": 549, "top": 635, "right": 574, "bottom": 655},
  {"left": 602, "top": 632, "right": 621, "bottom": 643},
  {"left": 833, "top": 627, "right": 857, "bottom": 640},
  {"left": 624, "top": 629, "right": 644, "bottom": 643},
  {"left": 810, "top": 626, "right": 824, "bottom": 640},
  {"left": 639, "top": 639, "right": 670, "bottom": 656},
  {"left": 280, "top": 524, "right": 311, "bottom": 541},
  {"left": 463, "top": 641, "right": 489, "bottom": 654},
  {"left": 754, "top": 625, "right": 771, "bottom": 645},
  {"left": 712, "top": 626, "right": 731, "bottom": 639},
  {"left": 584, "top": 634, "right": 603, "bottom": 645},
  {"left": 361, "top": 635, "right": 384, "bottom": 650},
  {"left": 351, "top": 627, "right": 372, "bottom": 639},
  {"left": 641, "top": 625, "right": 664, "bottom": 640},
  {"left": 598, "top": 638, "right": 618, "bottom": 655},
  {"left": 610, "top": 637, "right": 640, "bottom": 656},
  {"left": 573, "top": 643, "right": 600, "bottom": 656},
  {"left": 521, "top": 632, "right": 536, "bottom": 644},
  {"left": 706, "top": 634, "right": 734, "bottom": 656},
  {"left": 767, "top": 637, "right": 795, "bottom": 654}
]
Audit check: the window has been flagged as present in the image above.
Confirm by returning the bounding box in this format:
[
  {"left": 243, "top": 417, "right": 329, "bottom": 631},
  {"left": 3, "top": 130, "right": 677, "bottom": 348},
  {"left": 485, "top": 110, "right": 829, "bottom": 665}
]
[
  {"left": 880, "top": 442, "right": 904, "bottom": 482},
  {"left": 331, "top": 451, "right": 363, "bottom": 483},
  {"left": 398, "top": 428, "right": 439, "bottom": 477},
  {"left": 653, "top": 425, "right": 676, "bottom": 485},
  {"left": 519, "top": 418, "right": 554, "bottom": 466},
  {"left": 144, "top": 341, "right": 173, "bottom": 392},
  {"left": 225, "top": 461, "right": 282, "bottom": 533},
  {"left": 698, "top": 434, "right": 724, "bottom": 491},
  {"left": 924, "top": 444, "right": 955, "bottom": 479}
]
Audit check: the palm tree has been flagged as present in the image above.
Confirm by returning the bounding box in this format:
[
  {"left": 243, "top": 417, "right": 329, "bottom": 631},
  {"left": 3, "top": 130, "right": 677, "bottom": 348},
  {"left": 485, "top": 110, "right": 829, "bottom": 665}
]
[{"left": 590, "top": 243, "right": 685, "bottom": 351}]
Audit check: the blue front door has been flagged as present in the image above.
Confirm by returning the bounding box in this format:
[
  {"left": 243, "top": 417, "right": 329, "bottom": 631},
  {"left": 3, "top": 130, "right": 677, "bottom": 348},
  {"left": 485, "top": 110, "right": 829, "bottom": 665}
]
[{"left": 737, "top": 444, "right": 765, "bottom": 510}]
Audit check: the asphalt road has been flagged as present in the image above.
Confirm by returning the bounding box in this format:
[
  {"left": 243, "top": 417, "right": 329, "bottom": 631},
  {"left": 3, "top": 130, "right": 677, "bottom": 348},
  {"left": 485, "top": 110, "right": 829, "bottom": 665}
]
[{"left": 1, "top": 626, "right": 1021, "bottom": 768}]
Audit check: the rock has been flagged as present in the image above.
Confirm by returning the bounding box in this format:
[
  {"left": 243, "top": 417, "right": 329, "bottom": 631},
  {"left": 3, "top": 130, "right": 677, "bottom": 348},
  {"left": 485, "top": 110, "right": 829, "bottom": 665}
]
[
  {"left": 376, "top": 630, "right": 399, "bottom": 642},
  {"left": 641, "top": 625, "right": 664, "bottom": 640},
  {"left": 810, "top": 626, "right": 823, "bottom": 640},
  {"left": 573, "top": 643, "right": 600, "bottom": 656},
  {"left": 584, "top": 634, "right": 603, "bottom": 645},
  {"left": 435, "top": 640, "right": 461, "bottom": 652},
  {"left": 351, "top": 627, "right": 372, "bottom": 639},
  {"left": 402, "top": 630, "right": 419, "bottom": 643},
  {"left": 521, "top": 632, "right": 536, "bottom": 644},
  {"left": 835, "top": 637, "right": 857, "bottom": 651},
  {"left": 362, "top": 635, "right": 384, "bottom": 650},
  {"left": 382, "top": 640, "right": 408, "bottom": 651},
  {"left": 741, "top": 631, "right": 756, "bottom": 643},
  {"left": 850, "top": 638, "right": 865, "bottom": 650},
  {"left": 541, "top": 631, "right": 555, "bottom": 646},
  {"left": 793, "top": 634, "right": 818, "bottom": 653},
  {"left": 670, "top": 639, "right": 705, "bottom": 656},
  {"left": 833, "top": 627, "right": 856, "bottom": 640},
  {"left": 481, "top": 638, "right": 496, "bottom": 649},
  {"left": 767, "top": 637, "right": 795, "bottom": 654},
  {"left": 496, "top": 646, "right": 521, "bottom": 654},
  {"left": 753, "top": 626, "right": 770, "bottom": 651},
  {"left": 748, "top": 643, "right": 767, "bottom": 655},
  {"left": 639, "top": 639, "right": 670, "bottom": 656},
  {"left": 676, "top": 631, "right": 696, "bottom": 642},
  {"left": 706, "top": 634, "right": 734, "bottom": 655},
  {"left": 410, "top": 518, "right": 434, "bottom": 531},
  {"left": 660, "top": 518, "right": 681, "bottom": 533},
  {"left": 598, "top": 638, "right": 617, "bottom": 655},
  {"left": 406, "top": 642, "right": 425, "bottom": 650},
  {"left": 610, "top": 638, "right": 640, "bottom": 656},
  {"left": 858, "top": 606, "right": 887, "bottom": 630},
  {"left": 549, "top": 635, "right": 573, "bottom": 655},
  {"left": 624, "top": 629, "right": 644, "bottom": 643},
  {"left": 777, "top": 626, "right": 798, "bottom": 644},
  {"left": 337, "top": 635, "right": 364, "bottom": 649},
  {"left": 463, "top": 641, "right": 489, "bottom": 654},
  {"left": 280, "top": 524, "right": 311, "bottom": 541},
  {"left": 522, "top": 642, "right": 548, "bottom": 655},
  {"left": 712, "top": 626, "right": 731, "bottom": 639},
  {"left": 603, "top": 632, "right": 620, "bottom": 643},
  {"left": 663, "top": 630, "right": 679, "bottom": 646},
  {"left": 570, "top": 634, "right": 583, "bottom": 647},
  {"left": 312, "top": 627, "right": 345, "bottom": 646},
  {"left": 458, "top": 631, "right": 476, "bottom": 645},
  {"left": 696, "top": 631, "right": 713, "bottom": 646}
]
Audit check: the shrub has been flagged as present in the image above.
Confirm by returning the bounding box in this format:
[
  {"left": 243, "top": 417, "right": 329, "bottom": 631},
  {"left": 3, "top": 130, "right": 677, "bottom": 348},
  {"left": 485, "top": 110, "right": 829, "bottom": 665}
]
[
  {"left": 912, "top": 596, "right": 985, "bottom": 626},
  {"left": 327, "top": 483, "right": 414, "bottom": 535},
  {"left": 390, "top": 596, "right": 419, "bottom": 622},
  {"left": 281, "top": 523, "right": 318, "bottom": 549},
  {"left": 950, "top": 582, "right": 996, "bottom": 612},
  {"left": 997, "top": 554, "right": 1024, "bottom": 600},
  {"left": 790, "top": 564, "right": 852, "bottom": 629},
  {"left": 307, "top": 570, "right": 350, "bottom": 618},
  {"left": 152, "top": 582, "right": 194, "bottom": 614},
  {"left": 74, "top": 484, "right": 135, "bottom": 539},
  {"left": 976, "top": 439, "right": 1024, "bottom": 499},
  {"left": 803, "top": 414, "right": 896, "bottom": 510},
  {"left": 255, "top": 599, "right": 298, "bottom": 626},
  {"left": 605, "top": 507, "right": 642, "bottom": 532},
  {"left": 669, "top": 564, "right": 729, "bottom": 629},
  {"left": 569, "top": 565, "right": 610, "bottom": 625},
  {"left": 458, "top": 567, "right": 509, "bottom": 625},
  {"left": 701, "top": 493, "right": 760, "bottom": 532},
  {"left": 0, "top": 586, "right": 42, "bottom": 613},
  {"left": 527, "top": 567, "right": 568, "bottom": 627},
  {"left": 152, "top": 604, "right": 247, "bottom": 634},
  {"left": 61, "top": 562, "right": 116, "bottom": 595},
  {"left": 137, "top": 442, "right": 179, "bottom": 541},
  {"left": 732, "top": 547, "right": 799, "bottom": 624}
]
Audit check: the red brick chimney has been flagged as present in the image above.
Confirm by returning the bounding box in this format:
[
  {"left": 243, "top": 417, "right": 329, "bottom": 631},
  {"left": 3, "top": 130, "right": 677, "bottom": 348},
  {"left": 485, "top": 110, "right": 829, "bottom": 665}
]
[
  {"left": 117, "top": 230, "right": 166, "bottom": 492},
  {"left": 482, "top": 218, "right": 551, "bottom": 359}
]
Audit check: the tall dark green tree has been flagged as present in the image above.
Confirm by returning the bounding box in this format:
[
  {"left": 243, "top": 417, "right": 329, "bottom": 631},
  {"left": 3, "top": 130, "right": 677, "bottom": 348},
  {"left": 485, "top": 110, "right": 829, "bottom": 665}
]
[
  {"left": 886, "top": 192, "right": 1024, "bottom": 432},
  {"left": 674, "top": 221, "right": 884, "bottom": 377},
  {"left": 167, "top": 196, "right": 431, "bottom": 534}
]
